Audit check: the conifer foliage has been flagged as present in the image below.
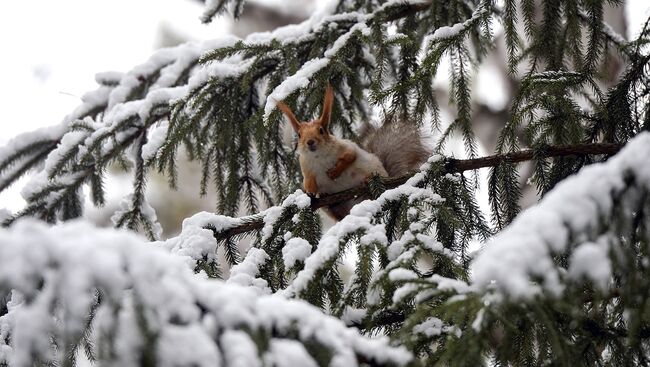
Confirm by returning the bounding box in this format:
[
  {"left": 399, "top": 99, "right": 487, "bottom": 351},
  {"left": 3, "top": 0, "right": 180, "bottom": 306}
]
[{"left": 0, "top": 0, "right": 649, "bottom": 365}]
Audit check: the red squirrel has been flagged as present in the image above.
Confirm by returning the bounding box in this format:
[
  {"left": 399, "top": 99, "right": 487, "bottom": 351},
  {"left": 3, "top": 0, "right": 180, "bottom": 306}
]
[{"left": 277, "top": 85, "right": 430, "bottom": 220}]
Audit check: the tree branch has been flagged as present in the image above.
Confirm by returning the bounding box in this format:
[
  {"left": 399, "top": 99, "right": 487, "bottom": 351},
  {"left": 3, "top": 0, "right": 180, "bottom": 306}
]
[
  {"left": 383, "top": 1, "right": 432, "bottom": 22},
  {"left": 214, "top": 142, "right": 622, "bottom": 240}
]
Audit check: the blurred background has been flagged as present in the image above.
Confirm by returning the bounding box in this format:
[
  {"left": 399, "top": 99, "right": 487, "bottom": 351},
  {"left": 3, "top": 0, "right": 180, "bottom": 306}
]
[{"left": 0, "top": 0, "right": 648, "bottom": 238}]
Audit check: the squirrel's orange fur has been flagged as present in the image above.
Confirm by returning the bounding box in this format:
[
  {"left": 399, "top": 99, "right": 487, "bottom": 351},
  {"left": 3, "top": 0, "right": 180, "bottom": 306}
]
[
  {"left": 277, "top": 85, "right": 388, "bottom": 220},
  {"left": 277, "top": 85, "right": 429, "bottom": 220}
]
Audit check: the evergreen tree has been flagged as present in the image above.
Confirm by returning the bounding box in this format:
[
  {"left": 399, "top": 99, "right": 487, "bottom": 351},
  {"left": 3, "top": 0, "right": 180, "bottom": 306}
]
[{"left": 0, "top": 0, "right": 649, "bottom": 365}]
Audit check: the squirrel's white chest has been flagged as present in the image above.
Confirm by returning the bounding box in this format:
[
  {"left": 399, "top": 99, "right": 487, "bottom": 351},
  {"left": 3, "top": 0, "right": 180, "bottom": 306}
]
[
  {"left": 314, "top": 163, "right": 367, "bottom": 194},
  {"left": 302, "top": 152, "right": 364, "bottom": 193},
  {"left": 300, "top": 143, "right": 387, "bottom": 194}
]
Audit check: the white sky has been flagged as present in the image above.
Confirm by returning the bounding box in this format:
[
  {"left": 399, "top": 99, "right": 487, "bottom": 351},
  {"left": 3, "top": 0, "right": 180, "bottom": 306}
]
[
  {"left": 0, "top": 0, "right": 648, "bottom": 213},
  {"left": 0, "top": 0, "right": 227, "bottom": 138},
  {"left": 0, "top": 0, "right": 230, "bottom": 211}
]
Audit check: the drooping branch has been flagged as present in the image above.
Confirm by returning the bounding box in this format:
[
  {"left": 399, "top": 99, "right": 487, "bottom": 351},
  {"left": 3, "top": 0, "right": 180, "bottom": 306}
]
[{"left": 214, "top": 142, "right": 622, "bottom": 240}]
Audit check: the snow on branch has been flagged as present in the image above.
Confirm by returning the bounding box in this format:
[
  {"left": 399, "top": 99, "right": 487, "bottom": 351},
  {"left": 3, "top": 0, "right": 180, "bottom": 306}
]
[
  {"left": 0, "top": 37, "right": 233, "bottom": 199},
  {"left": 472, "top": 132, "right": 650, "bottom": 299},
  {"left": 576, "top": 10, "right": 643, "bottom": 61},
  {"left": 259, "top": 0, "right": 454, "bottom": 121},
  {"left": 201, "top": 0, "right": 245, "bottom": 22},
  {"left": 362, "top": 207, "right": 463, "bottom": 324},
  {"left": 159, "top": 189, "right": 312, "bottom": 278},
  {"left": 2, "top": 37, "right": 246, "bottom": 224},
  {"left": 426, "top": 1, "right": 489, "bottom": 43},
  {"left": 281, "top": 156, "right": 445, "bottom": 298},
  {"left": 0, "top": 219, "right": 411, "bottom": 367},
  {"left": 161, "top": 211, "right": 249, "bottom": 264},
  {"left": 202, "top": 0, "right": 434, "bottom": 122},
  {"left": 263, "top": 22, "right": 371, "bottom": 121},
  {"left": 147, "top": 140, "right": 623, "bottom": 314},
  {"left": 0, "top": 85, "right": 113, "bottom": 193}
]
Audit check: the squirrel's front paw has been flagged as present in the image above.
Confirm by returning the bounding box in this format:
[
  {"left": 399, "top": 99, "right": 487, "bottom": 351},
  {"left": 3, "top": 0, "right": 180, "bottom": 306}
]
[{"left": 327, "top": 168, "right": 341, "bottom": 180}]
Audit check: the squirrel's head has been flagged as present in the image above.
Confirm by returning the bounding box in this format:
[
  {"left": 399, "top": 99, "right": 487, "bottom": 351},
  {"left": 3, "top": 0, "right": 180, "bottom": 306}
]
[{"left": 277, "top": 84, "right": 334, "bottom": 153}]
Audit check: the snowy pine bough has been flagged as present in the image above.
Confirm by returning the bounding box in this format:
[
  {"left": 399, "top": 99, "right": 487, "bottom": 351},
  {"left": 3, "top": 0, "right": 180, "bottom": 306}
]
[
  {"left": 0, "top": 220, "right": 411, "bottom": 367},
  {"left": 1, "top": 0, "right": 650, "bottom": 365}
]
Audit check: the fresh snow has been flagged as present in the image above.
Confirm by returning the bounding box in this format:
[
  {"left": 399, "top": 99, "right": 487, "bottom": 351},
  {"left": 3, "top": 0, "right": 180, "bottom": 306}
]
[
  {"left": 111, "top": 192, "right": 164, "bottom": 240},
  {"left": 160, "top": 211, "right": 245, "bottom": 266},
  {"left": 15, "top": 37, "right": 248, "bottom": 208},
  {"left": 282, "top": 237, "right": 312, "bottom": 268},
  {"left": 261, "top": 189, "right": 311, "bottom": 242},
  {"left": 430, "top": 4, "right": 487, "bottom": 41},
  {"left": 261, "top": 0, "right": 437, "bottom": 122},
  {"left": 419, "top": 2, "right": 488, "bottom": 60},
  {"left": 281, "top": 157, "right": 444, "bottom": 298},
  {"left": 389, "top": 268, "right": 419, "bottom": 282},
  {"left": 263, "top": 58, "right": 331, "bottom": 121},
  {"left": 0, "top": 219, "right": 412, "bottom": 367},
  {"left": 0, "top": 85, "right": 112, "bottom": 192},
  {"left": 106, "top": 39, "right": 236, "bottom": 110},
  {"left": 227, "top": 247, "right": 271, "bottom": 292},
  {"left": 265, "top": 339, "right": 319, "bottom": 367},
  {"left": 568, "top": 241, "right": 611, "bottom": 291},
  {"left": 220, "top": 330, "right": 262, "bottom": 367},
  {"left": 472, "top": 132, "right": 650, "bottom": 298},
  {"left": 413, "top": 317, "right": 444, "bottom": 337},
  {"left": 142, "top": 120, "right": 169, "bottom": 163}
]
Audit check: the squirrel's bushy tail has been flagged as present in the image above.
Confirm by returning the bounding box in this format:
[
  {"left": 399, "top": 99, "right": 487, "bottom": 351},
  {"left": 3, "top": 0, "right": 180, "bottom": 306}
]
[
  {"left": 360, "top": 121, "right": 431, "bottom": 177},
  {"left": 324, "top": 121, "right": 431, "bottom": 221}
]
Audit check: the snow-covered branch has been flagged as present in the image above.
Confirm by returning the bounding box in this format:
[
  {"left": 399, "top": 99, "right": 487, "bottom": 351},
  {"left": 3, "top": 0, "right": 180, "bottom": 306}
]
[
  {"left": 0, "top": 219, "right": 411, "bottom": 367},
  {"left": 473, "top": 132, "right": 650, "bottom": 298},
  {"left": 0, "top": 84, "right": 114, "bottom": 193}
]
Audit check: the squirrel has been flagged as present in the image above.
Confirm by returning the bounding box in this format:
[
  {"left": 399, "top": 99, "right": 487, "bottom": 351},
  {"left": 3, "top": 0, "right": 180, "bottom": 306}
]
[{"left": 277, "top": 84, "right": 430, "bottom": 220}]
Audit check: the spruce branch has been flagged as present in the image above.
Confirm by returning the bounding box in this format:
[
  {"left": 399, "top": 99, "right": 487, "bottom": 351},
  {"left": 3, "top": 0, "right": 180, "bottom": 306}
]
[
  {"left": 0, "top": 85, "right": 114, "bottom": 193},
  {"left": 0, "top": 220, "right": 412, "bottom": 367},
  {"left": 3, "top": 114, "right": 161, "bottom": 226},
  {"left": 577, "top": 10, "right": 641, "bottom": 61},
  {"left": 0, "top": 143, "right": 57, "bottom": 192},
  {"left": 210, "top": 142, "right": 622, "bottom": 239}
]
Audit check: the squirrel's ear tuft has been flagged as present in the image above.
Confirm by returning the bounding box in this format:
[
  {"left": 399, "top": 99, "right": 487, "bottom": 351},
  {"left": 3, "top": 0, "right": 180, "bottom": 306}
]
[
  {"left": 277, "top": 101, "right": 301, "bottom": 133},
  {"left": 319, "top": 84, "right": 334, "bottom": 129}
]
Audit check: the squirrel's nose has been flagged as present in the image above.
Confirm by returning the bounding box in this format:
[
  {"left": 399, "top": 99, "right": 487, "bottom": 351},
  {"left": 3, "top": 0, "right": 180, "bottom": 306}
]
[{"left": 307, "top": 139, "right": 315, "bottom": 146}]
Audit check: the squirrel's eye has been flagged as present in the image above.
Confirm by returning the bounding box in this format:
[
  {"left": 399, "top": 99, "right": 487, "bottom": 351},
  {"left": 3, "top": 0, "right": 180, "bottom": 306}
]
[
  {"left": 297, "top": 133, "right": 301, "bottom": 138},
  {"left": 319, "top": 127, "right": 325, "bottom": 135}
]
